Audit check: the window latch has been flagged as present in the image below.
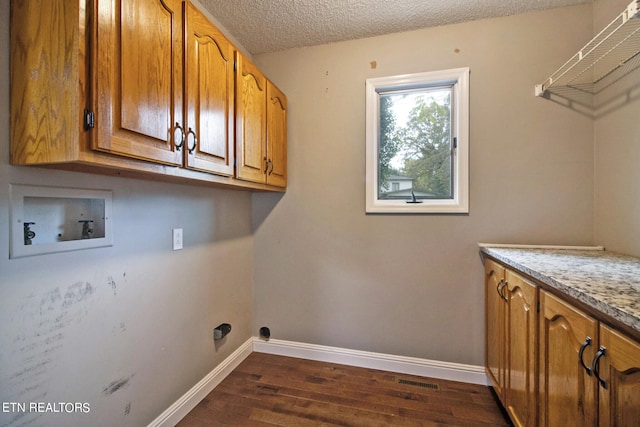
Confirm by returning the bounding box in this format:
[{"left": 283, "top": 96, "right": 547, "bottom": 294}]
[{"left": 406, "top": 190, "right": 423, "bottom": 204}]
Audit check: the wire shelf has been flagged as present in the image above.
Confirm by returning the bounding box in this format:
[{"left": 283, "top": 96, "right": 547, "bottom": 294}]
[{"left": 535, "top": 0, "right": 640, "bottom": 106}]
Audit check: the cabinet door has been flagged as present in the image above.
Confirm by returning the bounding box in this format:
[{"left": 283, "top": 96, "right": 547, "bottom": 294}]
[
  {"left": 504, "top": 270, "right": 537, "bottom": 427},
  {"left": 10, "top": 0, "right": 86, "bottom": 165},
  {"left": 235, "top": 52, "right": 267, "bottom": 184},
  {"left": 598, "top": 324, "right": 640, "bottom": 427},
  {"left": 485, "top": 259, "right": 506, "bottom": 401},
  {"left": 95, "top": 0, "right": 183, "bottom": 165},
  {"left": 539, "top": 291, "right": 598, "bottom": 427},
  {"left": 266, "top": 81, "right": 287, "bottom": 187},
  {"left": 184, "top": 3, "right": 234, "bottom": 176}
]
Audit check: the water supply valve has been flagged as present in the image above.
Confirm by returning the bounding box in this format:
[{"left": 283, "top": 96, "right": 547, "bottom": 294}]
[
  {"left": 23, "top": 222, "right": 36, "bottom": 245},
  {"left": 79, "top": 220, "right": 94, "bottom": 239}
]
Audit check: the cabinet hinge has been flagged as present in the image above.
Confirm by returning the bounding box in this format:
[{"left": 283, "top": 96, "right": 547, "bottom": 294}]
[
  {"left": 83, "top": 109, "right": 95, "bottom": 130},
  {"left": 453, "top": 137, "right": 458, "bottom": 149}
]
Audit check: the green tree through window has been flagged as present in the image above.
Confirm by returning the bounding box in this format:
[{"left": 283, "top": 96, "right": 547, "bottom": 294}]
[
  {"left": 379, "top": 89, "right": 452, "bottom": 199},
  {"left": 378, "top": 95, "right": 400, "bottom": 194}
]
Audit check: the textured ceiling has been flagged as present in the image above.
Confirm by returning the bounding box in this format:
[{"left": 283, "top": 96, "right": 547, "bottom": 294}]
[{"left": 199, "top": 0, "right": 591, "bottom": 55}]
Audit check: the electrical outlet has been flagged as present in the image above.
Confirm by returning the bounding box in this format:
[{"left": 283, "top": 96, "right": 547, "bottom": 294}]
[{"left": 172, "top": 228, "right": 183, "bottom": 251}]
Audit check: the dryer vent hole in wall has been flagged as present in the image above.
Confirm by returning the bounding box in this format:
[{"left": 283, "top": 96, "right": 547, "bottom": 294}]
[
  {"left": 259, "top": 326, "right": 271, "bottom": 340},
  {"left": 398, "top": 378, "right": 440, "bottom": 390}
]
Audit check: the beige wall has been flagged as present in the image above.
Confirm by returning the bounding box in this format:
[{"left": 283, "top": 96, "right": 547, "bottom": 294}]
[
  {"left": 594, "top": 0, "right": 640, "bottom": 257},
  {"left": 0, "top": 1, "right": 254, "bottom": 425},
  {"left": 252, "top": 4, "right": 595, "bottom": 365}
]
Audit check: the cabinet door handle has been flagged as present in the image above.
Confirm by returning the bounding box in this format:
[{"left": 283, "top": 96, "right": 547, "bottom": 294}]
[
  {"left": 187, "top": 127, "right": 197, "bottom": 154},
  {"left": 578, "top": 336, "right": 593, "bottom": 375},
  {"left": 267, "top": 158, "right": 274, "bottom": 175},
  {"left": 174, "top": 122, "right": 185, "bottom": 151},
  {"left": 263, "top": 156, "right": 269, "bottom": 173},
  {"left": 496, "top": 279, "right": 504, "bottom": 298},
  {"left": 591, "top": 346, "right": 607, "bottom": 389},
  {"left": 500, "top": 280, "right": 509, "bottom": 302},
  {"left": 496, "top": 279, "right": 508, "bottom": 302}
]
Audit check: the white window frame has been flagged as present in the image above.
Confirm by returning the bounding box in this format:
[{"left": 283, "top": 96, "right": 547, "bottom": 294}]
[{"left": 365, "top": 67, "right": 470, "bottom": 214}]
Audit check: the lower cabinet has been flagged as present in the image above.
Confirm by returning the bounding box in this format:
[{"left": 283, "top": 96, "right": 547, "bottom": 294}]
[
  {"left": 539, "top": 290, "right": 598, "bottom": 426},
  {"left": 485, "top": 259, "right": 537, "bottom": 427},
  {"left": 505, "top": 269, "right": 537, "bottom": 427},
  {"left": 485, "top": 259, "right": 506, "bottom": 399},
  {"left": 597, "top": 324, "right": 640, "bottom": 426},
  {"left": 485, "top": 259, "right": 640, "bottom": 426}
]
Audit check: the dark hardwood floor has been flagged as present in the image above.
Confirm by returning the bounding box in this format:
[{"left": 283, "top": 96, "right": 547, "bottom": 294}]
[{"left": 177, "top": 352, "right": 511, "bottom": 426}]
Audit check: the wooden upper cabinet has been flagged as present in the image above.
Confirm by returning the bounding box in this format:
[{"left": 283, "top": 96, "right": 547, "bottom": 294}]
[
  {"left": 539, "top": 290, "right": 598, "bottom": 427},
  {"left": 235, "top": 52, "right": 288, "bottom": 188},
  {"left": 266, "top": 82, "right": 287, "bottom": 187},
  {"left": 10, "top": 0, "right": 287, "bottom": 191},
  {"left": 235, "top": 52, "right": 267, "bottom": 184},
  {"left": 10, "top": 0, "right": 87, "bottom": 165},
  {"left": 598, "top": 324, "right": 640, "bottom": 427},
  {"left": 94, "top": 0, "right": 183, "bottom": 165},
  {"left": 184, "top": 3, "right": 234, "bottom": 176},
  {"left": 96, "top": 0, "right": 236, "bottom": 174}
]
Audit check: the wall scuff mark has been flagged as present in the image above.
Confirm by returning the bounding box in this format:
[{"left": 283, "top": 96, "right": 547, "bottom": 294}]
[
  {"left": 107, "top": 276, "right": 117, "bottom": 296},
  {"left": 1, "top": 281, "right": 95, "bottom": 427},
  {"left": 102, "top": 375, "right": 134, "bottom": 396}
]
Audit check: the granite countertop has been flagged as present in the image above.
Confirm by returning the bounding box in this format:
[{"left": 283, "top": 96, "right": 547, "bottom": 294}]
[{"left": 479, "top": 245, "right": 640, "bottom": 335}]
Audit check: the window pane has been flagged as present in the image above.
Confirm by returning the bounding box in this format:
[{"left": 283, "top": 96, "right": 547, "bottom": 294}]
[{"left": 378, "top": 88, "right": 452, "bottom": 200}]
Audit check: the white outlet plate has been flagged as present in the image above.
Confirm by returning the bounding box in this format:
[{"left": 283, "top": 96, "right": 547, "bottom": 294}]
[{"left": 172, "top": 228, "right": 183, "bottom": 251}]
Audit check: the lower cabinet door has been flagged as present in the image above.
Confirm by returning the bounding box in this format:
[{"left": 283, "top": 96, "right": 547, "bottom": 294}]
[
  {"left": 539, "top": 290, "right": 598, "bottom": 427},
  {"left": 504, "top": 270, "right": 537, "bottom": 427},
  {"left": 598, "top": 324, "right": 640, "bottom": 427},
  {"left": 485, "top": 259, "right": 506, "bottom": 401}
]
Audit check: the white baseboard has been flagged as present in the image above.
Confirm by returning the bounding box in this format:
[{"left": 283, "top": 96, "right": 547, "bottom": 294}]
[
  {"left": 252, "top": 338, "right": 489, "bottom": 386},
  {"left": 149, "top": 337, "right": 489, "bottom": 427},
  {"left": 147, "top": 337, "right": 253, "bottom": 427}
]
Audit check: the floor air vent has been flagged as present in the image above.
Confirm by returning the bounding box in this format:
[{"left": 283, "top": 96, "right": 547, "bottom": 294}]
[{"left": 398, "top": 379, "right": 440, "bottom": 390}]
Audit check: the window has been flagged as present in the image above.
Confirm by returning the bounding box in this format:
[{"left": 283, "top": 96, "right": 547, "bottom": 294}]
[{"left": 365, "top": 68, "right": 469, "bottom": 213}]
